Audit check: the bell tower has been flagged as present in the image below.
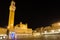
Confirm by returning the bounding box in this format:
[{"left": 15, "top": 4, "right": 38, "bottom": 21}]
[{"left": 7, "top": 0, "right": 16, "bottom": 31}]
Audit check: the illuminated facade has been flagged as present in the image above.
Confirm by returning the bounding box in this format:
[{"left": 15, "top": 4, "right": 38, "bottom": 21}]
[
  {"left": 7, "top": 0, "right": 32, "bottom": 35},
  {"left": 7, "top": 0, "right": 16, "bottom": 31},
  {"left": 0, "top": 28, "right": 7, "bottom": 34},
  {"left": 52, "top": 23, "right": 60, "bottom": 29},
  {"left": 15, "top": 22, "right": 32, "bottom": 34},
  {"left": 0, "top": 0, "right": 32, "bottom": 36}
]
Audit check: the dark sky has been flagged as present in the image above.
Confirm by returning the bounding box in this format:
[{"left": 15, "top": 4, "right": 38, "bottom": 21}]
[{"left": 0, "top": 0, "right": 60, "bottom": 30}]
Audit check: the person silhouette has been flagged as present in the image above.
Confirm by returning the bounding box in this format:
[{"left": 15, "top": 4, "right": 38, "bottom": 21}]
[{"left": 10, "top": 32, "right": 15, "bottom": 40}]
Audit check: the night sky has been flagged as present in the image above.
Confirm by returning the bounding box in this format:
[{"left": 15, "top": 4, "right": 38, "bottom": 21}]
[{"left": 0, "top": 0, "right": 60, "bottom": 30}]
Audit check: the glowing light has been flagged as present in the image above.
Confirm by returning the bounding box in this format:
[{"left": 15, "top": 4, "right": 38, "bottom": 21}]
[
  {"left": 58, "top": 23, "right": 60, "bottom": 25},
  {"left": 35, "top": 33, "right": 40, "bottom": 35},
  {"left": 11, "top": 24, "right": 13, "bottom": 26},
  {"left": 0, "top": 37, "right": 2, "bottom": 39},
  {"left": 51, "top": 30, "right": 54, "bottom": 33},
  {"left": 44, "top": 31, "right": 47, "bottom": 34},
  {"left": 3, "top": 36, "right": 5, "bottom": 38},
  {"left": 0, "top": 34, "right": 7, "bottom": 36},
  {"left": 33, "top": 33, "right": 40, "bottom": 37},
  {"left": 58, "top": 29, "right": 60, "bottom": 32}
]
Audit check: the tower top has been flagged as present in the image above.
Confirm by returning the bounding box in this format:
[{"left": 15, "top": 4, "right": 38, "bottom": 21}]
[
  {"left": 11, "top": 0, "right": 15, "bottom": 5},
  {"left": 9, "top": 0, "right": 16, "bottom": 11}
]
